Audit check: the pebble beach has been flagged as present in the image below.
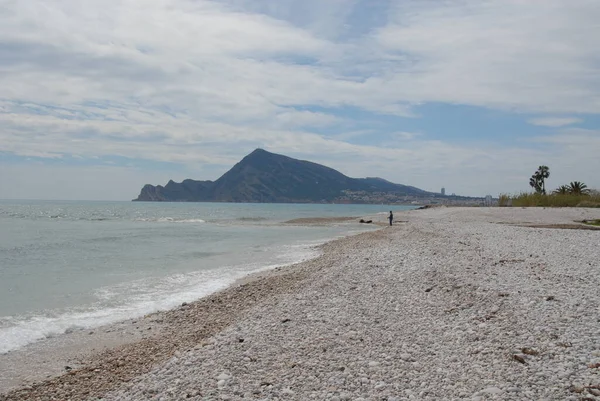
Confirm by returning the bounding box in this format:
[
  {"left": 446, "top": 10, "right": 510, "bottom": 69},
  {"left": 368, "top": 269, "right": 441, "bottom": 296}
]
[{"left": 1, "top": 207, "right": 600, "bottom": 401}]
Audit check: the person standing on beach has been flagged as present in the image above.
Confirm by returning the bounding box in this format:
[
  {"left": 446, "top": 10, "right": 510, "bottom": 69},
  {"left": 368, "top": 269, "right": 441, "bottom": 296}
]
[{"left": 388, "top": 211, "right": 393, "bottom": 226}]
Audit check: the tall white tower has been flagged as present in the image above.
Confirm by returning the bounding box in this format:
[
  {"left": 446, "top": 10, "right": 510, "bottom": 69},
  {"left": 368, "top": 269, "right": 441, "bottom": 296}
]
[{"left": 441, "top": 187, "right": 446, "bottom": 196}]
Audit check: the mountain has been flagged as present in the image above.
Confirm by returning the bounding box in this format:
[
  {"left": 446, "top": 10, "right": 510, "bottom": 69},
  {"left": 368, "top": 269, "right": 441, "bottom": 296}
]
[{"left": 134, "top": 149, "right": 433, "bottom": 203}]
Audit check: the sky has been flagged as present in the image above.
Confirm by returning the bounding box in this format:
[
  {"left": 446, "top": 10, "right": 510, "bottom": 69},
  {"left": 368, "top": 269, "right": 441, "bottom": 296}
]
[{"left": 1, "top": 0, "right": 599, "bottom": 200}]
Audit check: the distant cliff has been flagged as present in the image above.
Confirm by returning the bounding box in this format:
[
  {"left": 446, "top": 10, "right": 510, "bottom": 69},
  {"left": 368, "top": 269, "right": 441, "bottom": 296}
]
[{"left": 134, "top": 149, "right": 432, "bottom": 203}]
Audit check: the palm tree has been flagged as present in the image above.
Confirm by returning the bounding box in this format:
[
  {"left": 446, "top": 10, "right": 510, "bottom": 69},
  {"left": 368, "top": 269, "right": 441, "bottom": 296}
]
[
  {"left": 529, "top": 165, "right": 550, "bottom": 194},
  {"left": 553, "top": 185, "right": 569, "bottom": 195},
  {"left": 568, "top": 181, "right": 589, "bottom": 195},
  {"left": 529, "top": 177, "right": 542, "bottom": 193},
  {"left": 537, "top": 166, "right": 550, "bottom": 194}
]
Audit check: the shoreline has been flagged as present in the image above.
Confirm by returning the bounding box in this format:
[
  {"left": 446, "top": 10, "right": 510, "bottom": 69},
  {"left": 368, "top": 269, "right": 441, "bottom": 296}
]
[
  {"left": 0, "top": 213, "right": 390, "bottom": 396},
  {"left": 2, "top": 207, "right": 600, "bottom": 400}
]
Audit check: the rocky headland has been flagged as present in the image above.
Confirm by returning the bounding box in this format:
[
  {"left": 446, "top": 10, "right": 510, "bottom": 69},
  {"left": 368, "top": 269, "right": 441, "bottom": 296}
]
[{"left": 133, "top": 149, "right": 434, "bottom": 203}]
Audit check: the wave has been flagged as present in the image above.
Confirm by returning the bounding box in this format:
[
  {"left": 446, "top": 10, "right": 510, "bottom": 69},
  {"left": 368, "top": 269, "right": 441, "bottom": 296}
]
[
  {"left": 0, "top": 238, "right": 326, "bottom": 354},
  {"left": 135, "top": 217, "right": 206, "bottom": 223},
  {"left": 236, "top": 217, "right": 268, "bottom": 221},
  {"left": 0, "top": 274, "right": 232, "bottom": 354}
]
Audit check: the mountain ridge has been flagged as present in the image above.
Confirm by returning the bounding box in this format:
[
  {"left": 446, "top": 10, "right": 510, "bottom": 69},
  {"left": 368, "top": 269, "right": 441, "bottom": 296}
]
[{"left": 134, "top": 149, "right": 434, "bottom": 203}]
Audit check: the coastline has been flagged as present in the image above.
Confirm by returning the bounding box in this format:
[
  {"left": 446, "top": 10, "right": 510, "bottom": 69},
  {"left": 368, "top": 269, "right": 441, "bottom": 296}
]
[
  {"left": 2, "top": 207, "right": 600, "bottom": 400},
  {"left": 0, "top": 213, "right": 389, "bottom": 397}
]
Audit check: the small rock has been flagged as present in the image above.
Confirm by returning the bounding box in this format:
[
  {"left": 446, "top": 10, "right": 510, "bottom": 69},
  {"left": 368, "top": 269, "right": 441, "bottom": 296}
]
[
  {"left": 482, "top": 387, "right": 503, "bottom": 395},
  {"left": 570, "top": 385, "right": 585, "bottom": 394},
  {"left": 513, "top": 354, "right": 527, "bottom": 364},
  {"left": 217, "top": 373, "right": 231, "bottom": 381},
  {"left": 588, "top": 388, "right": 600, "bottom": 396},
  {"left": 521, "top": 347, "right": 539, "bottom": 356}
]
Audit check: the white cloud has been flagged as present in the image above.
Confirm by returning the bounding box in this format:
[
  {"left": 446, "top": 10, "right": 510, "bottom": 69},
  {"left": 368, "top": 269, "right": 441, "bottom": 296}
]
[
  {"left": 391, "top": 132, "right": 422, "bottom": 141},
  {"left": 528, "top": 117, "right": 583, "bottom": 127},
  {"left": 272, "top": 110, "right": 340, "bottom": 128},
  {"left": 372, "top": 0, "right": 600, "bottom": 114}
]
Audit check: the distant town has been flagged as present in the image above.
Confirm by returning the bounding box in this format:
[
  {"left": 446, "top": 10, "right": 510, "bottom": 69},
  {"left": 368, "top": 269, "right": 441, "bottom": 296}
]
[{"left": 335, "top": 189, "right": 496, "bottom": 206}]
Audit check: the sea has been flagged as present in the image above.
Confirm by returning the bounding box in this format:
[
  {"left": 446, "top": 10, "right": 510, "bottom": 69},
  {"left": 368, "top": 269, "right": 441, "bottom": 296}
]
[{"left": 0, "top": 200, "right": 416, "bottom": 354}]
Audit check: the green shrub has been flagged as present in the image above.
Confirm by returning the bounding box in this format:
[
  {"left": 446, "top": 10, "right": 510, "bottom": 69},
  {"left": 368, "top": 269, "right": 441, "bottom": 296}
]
[{"left": 498, "top": 192, "right": 600, "bottom": 207}]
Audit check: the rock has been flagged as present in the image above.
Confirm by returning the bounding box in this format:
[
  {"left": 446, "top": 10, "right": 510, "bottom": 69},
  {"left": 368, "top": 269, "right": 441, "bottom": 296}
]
[
  {"left": 482, "top": 387, "right": 503, "bottom": 395},
  {"left": 513, "top": 354, "right": 527, "bottom": 364},
  {"left": 521, "top": 347, "right": 539, "bottom": 355},
  {"left": 569, "top": 385, "right": 585, "bottom": 393},
  {"left": 588, "top": 388, "right": 600, "bottom": 396},
  {"left": 217, "top": 373, "right": 231, "bottom": 381}
]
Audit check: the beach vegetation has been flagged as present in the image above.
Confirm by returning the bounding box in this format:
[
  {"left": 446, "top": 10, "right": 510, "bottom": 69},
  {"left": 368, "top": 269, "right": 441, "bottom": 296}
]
[
  {"left": 504, "top": 169, "right": 598, "bottom": 207},
  {"left": 529, "top": 165, "right": 550, "bottom": 194},
  {"left": 498, "top": 191, "right": 600, "bottom": 207},
  {"left": 568, "top": 181, "right": 590, "bottom": 195},
  {"left": 583, "top": 219, "right": 600, "bottom": 226},
  {"left": 553, "top": 185, "right": 569, "bottom": 195},
  {"left": 498, "top": 194, "right": 511, "bottom": 207}
]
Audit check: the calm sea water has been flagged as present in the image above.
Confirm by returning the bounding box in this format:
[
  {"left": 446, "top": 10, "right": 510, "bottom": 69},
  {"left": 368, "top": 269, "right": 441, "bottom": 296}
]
[{"left": 0, "top": 200, "right": 415, "bottom": 353}]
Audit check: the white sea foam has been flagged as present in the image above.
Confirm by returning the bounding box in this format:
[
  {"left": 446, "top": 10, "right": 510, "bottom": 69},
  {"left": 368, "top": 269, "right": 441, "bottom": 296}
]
[
  {"left": 135, "top": 217, "right": 206, "bottom": 223},
  {"left": 0, "top": 275, "right": 231, "bottom": 354}
]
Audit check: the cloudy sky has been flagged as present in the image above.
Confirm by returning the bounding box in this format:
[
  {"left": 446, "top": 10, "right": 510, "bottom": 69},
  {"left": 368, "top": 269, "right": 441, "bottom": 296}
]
[{"left": 1, "top": 0, "right": 599, "bottom": 200}]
